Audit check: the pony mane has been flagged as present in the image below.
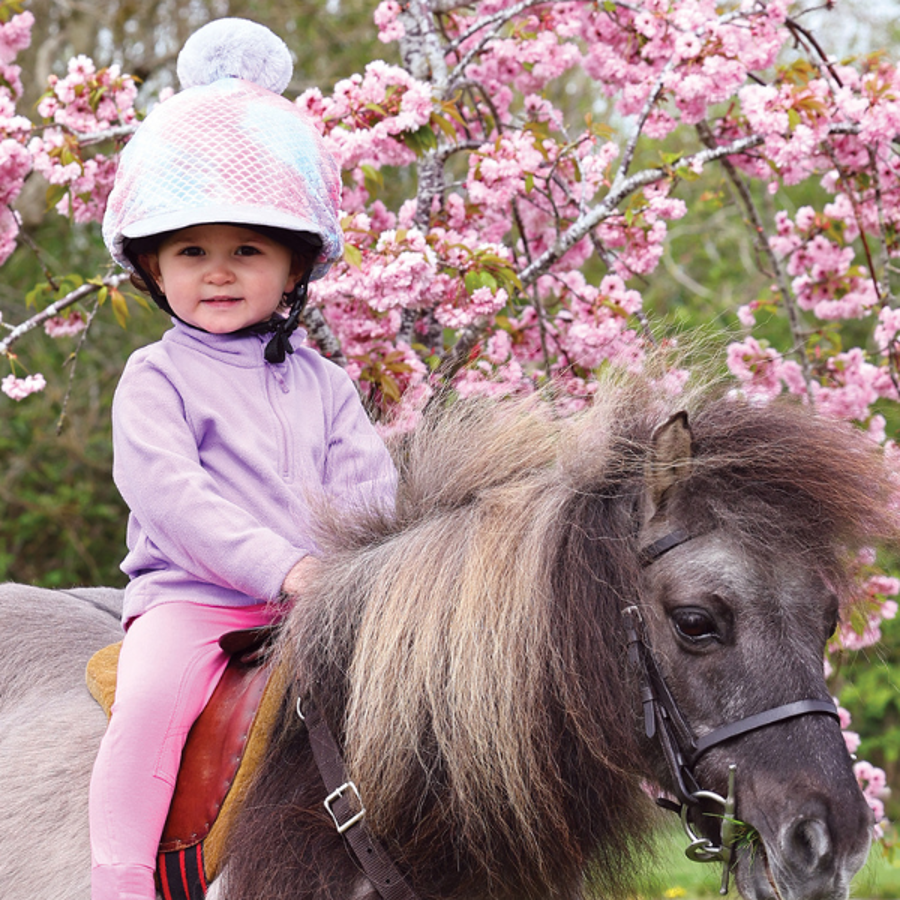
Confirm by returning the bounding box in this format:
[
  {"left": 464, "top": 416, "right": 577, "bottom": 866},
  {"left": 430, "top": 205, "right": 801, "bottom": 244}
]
[{"left": 225, "top": 373, "right": 900, "bottom": 900}]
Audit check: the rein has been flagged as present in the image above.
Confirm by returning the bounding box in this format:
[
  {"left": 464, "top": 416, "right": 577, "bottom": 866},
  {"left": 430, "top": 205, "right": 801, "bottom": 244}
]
[{"left": 630, "top": 528, "right": 841, "bottom": 894}]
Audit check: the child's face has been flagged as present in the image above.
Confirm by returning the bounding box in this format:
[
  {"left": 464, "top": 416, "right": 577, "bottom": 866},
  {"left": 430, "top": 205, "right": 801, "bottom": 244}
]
[{"left": 140, "top": 223, "right": 306, "bottom": 334}]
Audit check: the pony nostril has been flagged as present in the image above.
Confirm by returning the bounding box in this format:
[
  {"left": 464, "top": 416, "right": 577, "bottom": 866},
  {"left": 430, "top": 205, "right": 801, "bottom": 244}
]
[{"left": 785, "top": 816, "right": 832, "bottom": 872}]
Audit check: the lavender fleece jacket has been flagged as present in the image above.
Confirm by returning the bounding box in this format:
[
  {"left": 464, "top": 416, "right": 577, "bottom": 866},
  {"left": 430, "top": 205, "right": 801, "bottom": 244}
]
[{"left": 112, "top": 320, "right": 397, "bottom": 623}]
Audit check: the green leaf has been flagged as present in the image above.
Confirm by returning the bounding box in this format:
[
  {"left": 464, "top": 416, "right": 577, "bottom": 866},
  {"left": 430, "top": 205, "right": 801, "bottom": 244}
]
[
  {"left": 110, "top": 289, "right": 129, "bottom": 328},
  {"left": 59, "top": 274, "right": 84, "bottom": 295},
  {"left": 402, "top": 124, "right": 438, "bottom": 156},
  {"left": 675, "top": 165, "right": 701, "bottom": 182},
  {"left": 343, "top": 243, "right": 363, "bottom": 268},
  {"left": 361, "top": 163, "right": 383, "bottom": 197},
  {"left": 432, "top": 114, "right": 459, "bottom": 140},
  {"left": 45, "top": 184, "right": 68, "bottom": 212},
  {"left": 379, "top": 372, "right": 402, "bottom": 403}
]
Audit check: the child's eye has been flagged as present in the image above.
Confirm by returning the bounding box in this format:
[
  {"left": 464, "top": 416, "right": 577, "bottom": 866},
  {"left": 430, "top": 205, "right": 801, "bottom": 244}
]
[
  {"left": 178, "top": 246, "right": 205, "bottom": 257},
  {"left": 235, "top": 245, "right": 261, "bottom": 256}
]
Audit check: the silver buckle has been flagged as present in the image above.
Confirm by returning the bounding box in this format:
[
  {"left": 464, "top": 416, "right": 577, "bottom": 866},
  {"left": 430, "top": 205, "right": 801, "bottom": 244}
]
[{"left": 324, "top": 781, "right": 366, "bottom": 834}]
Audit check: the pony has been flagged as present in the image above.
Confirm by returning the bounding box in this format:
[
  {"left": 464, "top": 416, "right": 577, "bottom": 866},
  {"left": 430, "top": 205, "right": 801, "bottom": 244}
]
[{"left": 0, "top": 373, "right": 896, "bottom": 900}]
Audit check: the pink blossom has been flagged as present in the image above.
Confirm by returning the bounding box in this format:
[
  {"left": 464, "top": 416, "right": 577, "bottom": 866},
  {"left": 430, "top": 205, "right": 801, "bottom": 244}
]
[
  {"left": 2, "top": 372, "right": 47, "bottom": 400},
  {"left": 837, "top": 703, "right": 853, "bottom": 731},
  {"left": 843, "top": 730, "right": 861, "bottom": 755},
  {"left": 634, "top": 11, "right": 659, "bottom": 39},
  {"left": 0, "top": 205, "right": 18, "bottom": 265},
  {"left": 726, "top": 337, "right": 784, "bottom": 399},
  {"left": 809, "top": 349, "right": 883, "bottom": 422},
  {"left": 373, "top": 0, "right": 405, "bottom": 43},
  {"left": 739, "top": 84, "right": 787, "bottom": 135},
  {"left": 0, "top": 137, "right": 30, "bottom": 205},
  {"left": 875, "top": 306, "right": 900, "bottom": 352},
  {"left": 868, "top": 415, "right": 887, "bottom": 444},
  {"left": 436, "top": 287, "right": 508, "bottom": 329},
  {"left": 855, "top": 761, "right": 891, "bottom": 834},
  {"left": 643, "top": 108, "right": 677, "bottom": 139},
  {"left": 44, "top": 312, "right": 87, "bottom": 337},
  {"left": 0, "top": 11, "right": 33, "bottom": 66}
]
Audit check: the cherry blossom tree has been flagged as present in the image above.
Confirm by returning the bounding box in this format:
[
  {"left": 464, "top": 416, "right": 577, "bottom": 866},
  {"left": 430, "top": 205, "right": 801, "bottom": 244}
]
[{"left": 2, "top": 0, "right": 899, "bottom": 838}]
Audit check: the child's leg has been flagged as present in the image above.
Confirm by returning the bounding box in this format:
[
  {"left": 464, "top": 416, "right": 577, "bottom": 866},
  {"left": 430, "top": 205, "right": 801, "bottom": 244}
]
[{"left": 89, "top": 601, "right": 280, "bottom": 900}]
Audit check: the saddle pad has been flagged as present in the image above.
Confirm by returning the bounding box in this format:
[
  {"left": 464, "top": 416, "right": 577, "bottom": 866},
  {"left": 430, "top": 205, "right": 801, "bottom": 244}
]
[{"left": 85, "top": 642, "right": 286, "bottom": 881}]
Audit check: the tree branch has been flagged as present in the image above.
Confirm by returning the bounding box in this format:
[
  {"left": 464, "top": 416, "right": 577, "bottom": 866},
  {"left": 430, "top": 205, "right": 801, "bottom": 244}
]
[
  {"left": 695, "top": 121, "right": 814, "bottom": 389},
  {"left": 444, "top": 0, "right": 548, "bottom": 90},
  {"left": 301, "top": 306, "right": 347, "bottom": 367},
  {"left": 0, "top": 275, "right": 128, "bottom": 358},
  {"left": 611, "top": 58, "right": 675, "bottom": 188}
]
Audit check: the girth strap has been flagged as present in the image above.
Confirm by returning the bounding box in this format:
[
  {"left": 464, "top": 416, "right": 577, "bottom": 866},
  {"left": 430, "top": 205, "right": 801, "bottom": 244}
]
[
  {"left": 300, "top": 696, "right": 421, "bottom": 900},
  {"left": 689, "top": 699, "right": 840, "bottom": 765}
]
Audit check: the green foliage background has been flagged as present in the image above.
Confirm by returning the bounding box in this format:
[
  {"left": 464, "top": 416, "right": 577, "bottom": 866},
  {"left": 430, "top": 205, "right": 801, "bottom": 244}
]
[{"left": 0, "top": 219, "right": 163, "bottom": 586}]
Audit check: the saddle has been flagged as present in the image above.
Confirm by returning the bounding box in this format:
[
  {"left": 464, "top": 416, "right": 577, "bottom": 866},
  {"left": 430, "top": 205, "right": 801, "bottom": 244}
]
[{"left": 85, "top": 627, "right": 285, "bottom": 900}]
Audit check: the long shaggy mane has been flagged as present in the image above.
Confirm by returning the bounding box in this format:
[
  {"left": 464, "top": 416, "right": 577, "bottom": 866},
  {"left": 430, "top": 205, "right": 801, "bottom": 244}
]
[{"left": 224, "top": 373, "right": 899, "bottom": 900}]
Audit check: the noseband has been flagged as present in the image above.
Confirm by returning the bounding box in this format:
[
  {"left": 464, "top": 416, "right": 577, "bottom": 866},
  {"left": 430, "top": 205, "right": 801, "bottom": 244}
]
[{"left": 628, "top": 528, "right": 841, "bottom": 894}]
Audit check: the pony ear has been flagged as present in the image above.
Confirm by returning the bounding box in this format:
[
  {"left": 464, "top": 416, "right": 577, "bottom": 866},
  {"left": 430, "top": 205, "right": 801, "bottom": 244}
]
[{"left": 645, "top": 411, "right": 694, "bottom": 518}]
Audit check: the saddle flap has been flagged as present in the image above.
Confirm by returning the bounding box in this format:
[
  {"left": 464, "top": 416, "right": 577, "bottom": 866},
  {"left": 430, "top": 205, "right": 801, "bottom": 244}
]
[{"left": 160, "top": 656, "right": 271, "bottom": 853}]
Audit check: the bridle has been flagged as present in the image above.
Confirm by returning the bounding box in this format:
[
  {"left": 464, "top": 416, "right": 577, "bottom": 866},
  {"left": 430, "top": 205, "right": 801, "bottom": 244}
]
[
  {"left": 297, "top": 525, "right": 842, "bottom": 900},
  {"left": 629, "top": 528, "right": 841, "bottom": 894}
]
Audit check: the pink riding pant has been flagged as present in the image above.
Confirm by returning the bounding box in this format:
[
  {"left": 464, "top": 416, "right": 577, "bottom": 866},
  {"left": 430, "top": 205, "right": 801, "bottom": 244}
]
[{"left": 89, "top": 600, "right": 282, "bottom": 900}]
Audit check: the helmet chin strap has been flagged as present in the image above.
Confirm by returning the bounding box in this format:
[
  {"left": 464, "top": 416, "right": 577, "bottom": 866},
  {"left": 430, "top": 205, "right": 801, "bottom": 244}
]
[{"left": 260, "top": 270, "right": 311, "bottom": 364}]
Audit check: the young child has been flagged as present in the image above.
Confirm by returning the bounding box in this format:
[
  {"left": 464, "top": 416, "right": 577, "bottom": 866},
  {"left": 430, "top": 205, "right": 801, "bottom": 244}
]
[{"left": 91, "top": 18, "right": 397, "bottom": 900}]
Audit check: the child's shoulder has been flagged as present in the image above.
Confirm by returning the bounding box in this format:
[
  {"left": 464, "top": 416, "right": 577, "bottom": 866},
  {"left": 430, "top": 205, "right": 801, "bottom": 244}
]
[
  {"left": 293, "top": 343, "right": 342, "bottom": 371},
  {"left": 119, "top": 330, "right": 201, "bottom": 388},
  {"left": 122, "top": 337, "right": 166, "bottom": 371},
  {"left": 290, "top": 344, "right": 356, "bottom": 387}
]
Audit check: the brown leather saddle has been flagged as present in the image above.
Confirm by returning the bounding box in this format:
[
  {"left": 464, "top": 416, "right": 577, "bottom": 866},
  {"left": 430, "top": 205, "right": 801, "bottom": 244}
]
[{"left": 85, "top": 626, "right": 285, "bottom": 899}]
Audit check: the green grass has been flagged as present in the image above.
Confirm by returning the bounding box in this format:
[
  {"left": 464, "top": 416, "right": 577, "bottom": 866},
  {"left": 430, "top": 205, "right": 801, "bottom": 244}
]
[{"left": 631, "top": 826, "right": 900, "bottom": 899}]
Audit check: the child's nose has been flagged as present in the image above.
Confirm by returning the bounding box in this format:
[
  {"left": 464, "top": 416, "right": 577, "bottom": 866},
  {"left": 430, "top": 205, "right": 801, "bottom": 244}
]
[{"left": 204, "top": 259, "right": 235, "bottom": 284}]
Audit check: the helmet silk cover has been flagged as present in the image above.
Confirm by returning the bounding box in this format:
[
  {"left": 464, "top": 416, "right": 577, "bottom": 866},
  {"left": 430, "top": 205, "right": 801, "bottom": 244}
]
[{"left": 103, "top": 23, "right": 343, "bottom": 282}]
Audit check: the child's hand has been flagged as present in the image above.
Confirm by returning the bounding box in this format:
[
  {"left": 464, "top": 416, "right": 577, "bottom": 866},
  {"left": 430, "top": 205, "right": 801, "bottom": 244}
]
[{"left": 281, "top": 556, "right": 320, "bottom": 599}]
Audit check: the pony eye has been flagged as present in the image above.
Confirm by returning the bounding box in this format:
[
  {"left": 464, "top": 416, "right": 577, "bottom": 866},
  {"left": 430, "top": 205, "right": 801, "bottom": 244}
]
[{"left": 671, "top": 608, "right": 719, "bottom": 643}]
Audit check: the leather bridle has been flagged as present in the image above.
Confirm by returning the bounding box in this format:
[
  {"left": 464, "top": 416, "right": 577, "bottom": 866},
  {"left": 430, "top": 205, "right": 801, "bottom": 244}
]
[
  {"left": 630, "top": 528, "right": 841, "bottom": 893},
  {"left": 297, "top": 526, "right": 842, "bottom": 900}
]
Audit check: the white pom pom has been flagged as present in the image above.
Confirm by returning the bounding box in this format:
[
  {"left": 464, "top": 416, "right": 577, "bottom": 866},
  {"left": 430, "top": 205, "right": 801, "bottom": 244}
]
[{"left": 177, "top": 18, "right": 293, "bottom": 94}]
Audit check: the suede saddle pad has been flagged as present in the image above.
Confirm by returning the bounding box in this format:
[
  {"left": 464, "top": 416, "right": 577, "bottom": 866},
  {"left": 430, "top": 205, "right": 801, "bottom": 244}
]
[{"left": 85, "top": 627, "right": 286, "bottom": 883}]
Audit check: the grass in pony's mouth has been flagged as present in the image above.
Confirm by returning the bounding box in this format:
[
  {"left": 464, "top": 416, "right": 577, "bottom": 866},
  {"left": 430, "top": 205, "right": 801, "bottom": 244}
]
[
  {"left": 640, "top": 823, "right": 900, "bottom": 899},
  {"left": 724, "top": 816, "right": 762, "bottom": 856}
]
